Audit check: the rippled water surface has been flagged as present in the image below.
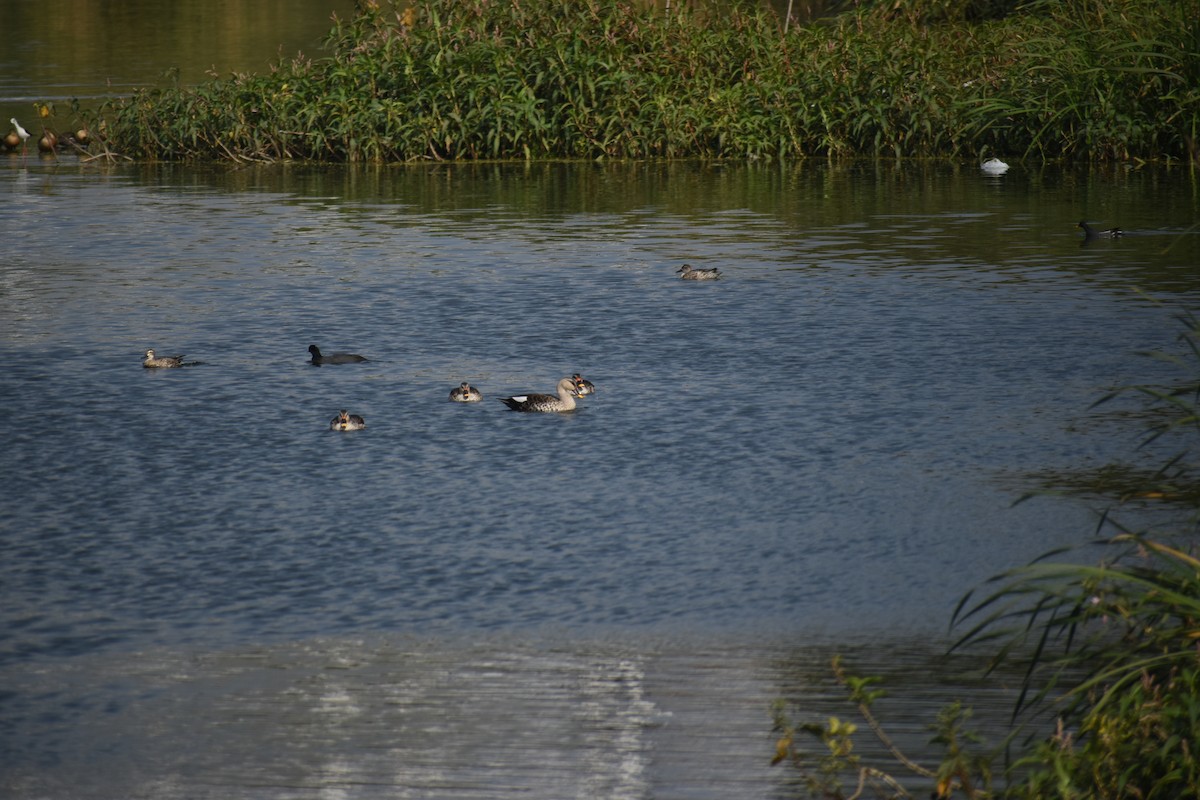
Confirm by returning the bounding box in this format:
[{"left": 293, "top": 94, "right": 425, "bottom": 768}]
[{"left": 2, "top": 158, "right": 1198, "bottom": 798}]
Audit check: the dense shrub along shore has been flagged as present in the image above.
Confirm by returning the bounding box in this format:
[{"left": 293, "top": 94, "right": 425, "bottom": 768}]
[{"left": 93, "top": 0, "right": 1198, "bottom": 163}]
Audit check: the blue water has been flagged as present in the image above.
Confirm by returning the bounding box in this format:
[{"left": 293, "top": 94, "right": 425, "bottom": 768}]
[{"left": 1, "top": 159, "right": 1197, "bottom": 798}]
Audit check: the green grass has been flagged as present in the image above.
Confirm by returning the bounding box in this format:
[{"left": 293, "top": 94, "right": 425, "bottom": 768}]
[{"left": 89, "top": 0, "right": 1200, "bottom": 163}]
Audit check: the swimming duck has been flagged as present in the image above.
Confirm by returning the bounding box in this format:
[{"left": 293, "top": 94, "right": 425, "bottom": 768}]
[
  {"left": 572, "top": 373, "right": 596, "bottom": 396},
  {"left": 143, "top": 348, "right": 185, "bottom": 368},
  {"left": 499, "top": 377, "right": 582, "bottom": 412},
  {"left": 449, "top": 381, "right": 483, "bottom": 402},
  {"left": 980, "top": 157, "right": 1009, "bottom": 175},
  {"left": 309, "top": 344, "right": 368, "bottom": 364},
  {"left": 329, "top": 410, "right": 367, "bottom": 431},
  {"left": 677, "top": 263, "right": 722, "bottom": 281},
  {"left": 1078, "top": 221, "right": 1123, "bottom": 239}
]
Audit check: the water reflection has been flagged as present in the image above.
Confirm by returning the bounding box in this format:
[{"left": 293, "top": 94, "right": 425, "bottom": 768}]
[
  {"left": 0, "top": 632, "right": 1022, "bottom": 800},
  {"left": 26, "top": 159, "right": 1193, "bottom": 290},
  {"left": 0, "top": 0, "right": 355, "bottom": 126}
]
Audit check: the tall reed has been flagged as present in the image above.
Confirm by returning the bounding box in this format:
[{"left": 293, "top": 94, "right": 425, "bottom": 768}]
[{"left": 92, "top": 0, "right": 1199, "bottom": 162}]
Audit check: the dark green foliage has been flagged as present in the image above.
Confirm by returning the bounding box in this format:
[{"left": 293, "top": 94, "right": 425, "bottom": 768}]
[{"left": 92, "top": 0, "right": 1200, "bottom": 162}]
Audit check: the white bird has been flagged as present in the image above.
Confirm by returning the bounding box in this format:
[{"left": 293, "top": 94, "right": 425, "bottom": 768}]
[
  {"left": 10, "top": 118, "right": 30, "bottom": 156},
  {"left": 980, "top": 157, "right": 1009, "bottom": 175}
]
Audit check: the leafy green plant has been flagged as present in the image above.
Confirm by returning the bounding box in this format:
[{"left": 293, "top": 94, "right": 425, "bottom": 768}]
[{"left": 86, "top": 0, "right": 1200, "bottom": 163}]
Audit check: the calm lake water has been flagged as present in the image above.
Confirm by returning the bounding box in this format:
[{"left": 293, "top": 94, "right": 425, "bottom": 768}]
[
  {"left": 2, "top": 155, "right": 1197, "bottom": 798},
  {"left": 3, "top": 4, "right": 1200, "bottom": 797}
]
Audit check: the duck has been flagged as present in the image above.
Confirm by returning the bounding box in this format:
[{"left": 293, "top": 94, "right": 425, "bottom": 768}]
[
  {"left": 980, "top": 157, "right": 1009, "bottom": 175},
  {"left": 37, "top": 129, "right": 57, "bottom": 153},
  {"left": 143, "top": 348, "right": 185, "bottom": 368},
  {"left": 329, "top": 410, "right": 366, "bottom": 431},
  {"left": 1078, "top": 221, "right": 1123, "bottom": 239},
  {"left": 677, "top": 263, "right": 722, "bottom": 281},
  {"left": 449, "top": 381, "right": 483, "bottom": 402},
  {"left": 309, "top": 344, "right": 368, "bottom": 364},
  {"left": 499, "top": 377, "right": 582, "bottom": 412},
  {"left": 572, "top": 373, "right": 595, "bottom": 396}
]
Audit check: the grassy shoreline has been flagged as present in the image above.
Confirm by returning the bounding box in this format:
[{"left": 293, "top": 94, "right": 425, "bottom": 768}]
[{"left": 90, "top": 0, "right": 1199, "bottom": 163}]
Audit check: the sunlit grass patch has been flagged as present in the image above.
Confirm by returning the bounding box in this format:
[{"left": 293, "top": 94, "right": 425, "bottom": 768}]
[{"left": 90, "top": 0, "right": 1200, "bottom": 163}]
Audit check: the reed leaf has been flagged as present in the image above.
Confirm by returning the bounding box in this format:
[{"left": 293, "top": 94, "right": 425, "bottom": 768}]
[{"left": 87, "top": 0, "right": 1200, "bottom": 163}]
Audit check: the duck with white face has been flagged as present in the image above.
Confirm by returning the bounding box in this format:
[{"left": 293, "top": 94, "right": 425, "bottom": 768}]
[
  {"left": 143, "top": 349, "right": 185, "bottom": 368},
  {"left": 330, "top": 410, "right": 366, "bottom": 431},
  {"left": 499, "top": 377, "right": 583, "bottom": 413}
]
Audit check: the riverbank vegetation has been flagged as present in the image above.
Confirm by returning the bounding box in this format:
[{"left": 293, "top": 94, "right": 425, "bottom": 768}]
[
  {"left": 88, "top": 0, "right": 1199, "bottom": 163},
  {"left": 773, "top": 310, "right": 1200, "bottom": 798}
]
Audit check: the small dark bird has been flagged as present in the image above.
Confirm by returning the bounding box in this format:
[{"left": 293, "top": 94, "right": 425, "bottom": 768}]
[
  {"left": 308, "top": 344, "right": 367, "bottom": 365},
  {"left": 1078, "top": 221, "right": 1123, "bottom": 239}
]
